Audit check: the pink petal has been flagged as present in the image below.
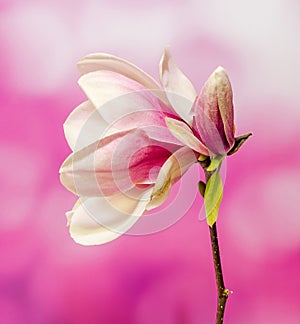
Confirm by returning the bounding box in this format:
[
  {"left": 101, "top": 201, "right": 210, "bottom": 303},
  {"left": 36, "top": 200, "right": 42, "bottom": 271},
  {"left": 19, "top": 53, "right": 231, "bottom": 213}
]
[
  {"left": 192, "top": 96, "right": 227, "bottom": 155},
  {"left": 60, "top": 129, "right": 151, "bottom": 197},
  {"left": 215, "top": 67, "right": 235, "bottom": 148},
  {"left": 192, "top": 67, "right": 234, "bottom": 154},
  {"left": 146, "top": 146, "right": 197, "bottom": 210},
  {"left": 67, "top": 187, "right": 152, "bottom": 245},
  {"left": 165, "top": 117, "right": 209, "bottom": 155},
  {"left": 129, "top": 145, "right": 173, "bottom": 185},
  {"left": 77, "top": 53, "right": 168, "bottom": 104},
  {"left": 60, "top": 128, "right": 178, "bottom": 197},
  {"left": 159, "top": 47, "right": 197, "bottom": 123},
  {"left": 113, "top": 116, "right": 184, "bottom": 147}
]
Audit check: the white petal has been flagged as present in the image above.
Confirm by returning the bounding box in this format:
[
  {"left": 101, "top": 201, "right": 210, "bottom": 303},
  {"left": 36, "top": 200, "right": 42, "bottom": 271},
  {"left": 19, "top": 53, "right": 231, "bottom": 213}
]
[
  {"left": 77, "top": 53, "right": 168, "bottom": 104},
  {"left": 165, "top": 117, "right": 209, "bottom": 155},
  {"left": 146, "top": 146, "right": 197, "bottom": 210},
  {"left": 78, "top": 70, "right": 140, "bottom": 109},
  {"left": 67, "top": 188, "right": 152, "bottom": 245},
  {"left": 78, "top": 53, "right": 160, "bottom": 89},
  {"left": 63, "top": 100, "right": 115, "bottom": 151},
  {"left": 78, "top": 70, "right": 171, "bottom": 121},
  {"left": 159, "top": 47, "right": 197, "bottom": 123},
  {"left": 77, "top": 70, "right": 183, "bottom": 146}
]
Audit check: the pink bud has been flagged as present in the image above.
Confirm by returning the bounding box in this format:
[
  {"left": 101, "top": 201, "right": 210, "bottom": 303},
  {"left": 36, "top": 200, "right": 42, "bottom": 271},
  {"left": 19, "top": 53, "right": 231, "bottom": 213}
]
[{"left": 193, "top": 67, "right": 235, "bottom": 155}]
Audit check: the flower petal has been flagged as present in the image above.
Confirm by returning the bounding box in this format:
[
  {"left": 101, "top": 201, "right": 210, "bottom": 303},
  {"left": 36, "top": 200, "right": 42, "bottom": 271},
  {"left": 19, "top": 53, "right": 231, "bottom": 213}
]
[
  {"left": 63, "top": 100, "right": 115, "bottom": 151},
  {"left": 60, "top": 129, "right": 151, "bottom": 197},
  {"left": 68, "top": 188, "right": 152, "bottom": 245},
  {"left": 159, "top": 47, "right": 197, "bottom": 123},
  {"left": 165, "top": 117, "right": 209, "bottom": 155},
  {"left": 77, "top": 53, "right": 168, "bottom": 103},
  {"left": 215, "top": 67, "right": 235, "bottom": 148},
  {"left": 129, "top": 144, "right": 173, "bottom": 185},
  {"left": 146, "top": 146, "right": 197, "bottom": 210},
  {"left": 192, "top": 67, "right": 234, "bottom": 154},
  {"left": 60, "top": 128, "right": 177, "bottom": 197},
  {"left": 192, "top": 96, "right": 227, "bottom": 155},
  {"left": 77, "top": 53, "right": 161, "bottom": 91},
  {"left": 78, "top": 70, "right": 182, "bottom": 146},
  {"left": 78, "top": 70, "right": 145, "bottom": 110},
  {"left": 78, "top": 70, "right": 176, "bottom": 122},
  {"left": 63, "top": 100, "right": 180, "bottom": 151},
  {"left": 106, "top": 109, "right": 183, "bottom": 146}
]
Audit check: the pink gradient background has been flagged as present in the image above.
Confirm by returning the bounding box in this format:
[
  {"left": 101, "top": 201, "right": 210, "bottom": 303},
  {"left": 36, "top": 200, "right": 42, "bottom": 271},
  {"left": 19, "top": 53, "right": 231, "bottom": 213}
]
[{"left": 1, "top": 1, "right": 300, "bottom": 323}]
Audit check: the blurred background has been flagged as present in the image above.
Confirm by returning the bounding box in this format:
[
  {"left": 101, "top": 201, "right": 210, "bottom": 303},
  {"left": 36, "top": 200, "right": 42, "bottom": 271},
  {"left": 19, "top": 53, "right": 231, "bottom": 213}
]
[{"left": 1, "top": 0, "right": 300, "bottom": 323}]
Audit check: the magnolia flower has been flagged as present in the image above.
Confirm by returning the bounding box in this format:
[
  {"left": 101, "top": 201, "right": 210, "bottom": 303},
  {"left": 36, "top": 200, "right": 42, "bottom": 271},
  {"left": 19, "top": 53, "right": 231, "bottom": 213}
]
[{"left": 60, "top": 47, "right": 236, "bottom": 245}]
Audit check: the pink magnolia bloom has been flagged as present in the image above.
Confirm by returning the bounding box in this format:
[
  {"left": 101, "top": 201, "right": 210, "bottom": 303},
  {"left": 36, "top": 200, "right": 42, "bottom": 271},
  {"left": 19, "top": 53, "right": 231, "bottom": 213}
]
[{"left": 60, "top": 48, "right": 235, "bottom": 245}]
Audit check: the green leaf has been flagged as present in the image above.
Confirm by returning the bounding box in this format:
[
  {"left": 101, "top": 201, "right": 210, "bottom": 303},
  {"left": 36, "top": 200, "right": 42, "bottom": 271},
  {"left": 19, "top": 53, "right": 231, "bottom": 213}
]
[
  {"left": 207, "top": 155, "right": 225, "bottom": 171},
  {"left": 204, "top": 170, "right": 223, "bottom": 226}
]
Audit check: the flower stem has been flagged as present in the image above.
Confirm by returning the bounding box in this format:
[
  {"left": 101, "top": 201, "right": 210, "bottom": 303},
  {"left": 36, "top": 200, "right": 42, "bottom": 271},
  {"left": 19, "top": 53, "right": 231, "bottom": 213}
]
[
  {"left": 209, "top": 222, "right": 230, "bottom": 324},
  {"left": 201, "top": 167, "right": 231, "bottom": 323}
]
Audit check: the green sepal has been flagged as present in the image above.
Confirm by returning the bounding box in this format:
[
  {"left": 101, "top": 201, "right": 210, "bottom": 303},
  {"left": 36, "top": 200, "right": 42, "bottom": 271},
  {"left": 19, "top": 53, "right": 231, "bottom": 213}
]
[
  {"left": 227, "top": 133, "right": 252, "bottom": 156},
  {"left": 207, "top": 155, "right": 225, "bottom": 171},
  {"left": 198, "top": 154, "right": 209, "bottom": 162},
  {"left": 204, "top": 170, "right": 223, "bottom": 227}
]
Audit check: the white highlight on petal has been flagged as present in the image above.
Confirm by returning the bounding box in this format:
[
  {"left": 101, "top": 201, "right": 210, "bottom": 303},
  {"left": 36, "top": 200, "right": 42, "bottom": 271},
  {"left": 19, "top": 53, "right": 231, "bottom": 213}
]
[{"left": 159, "top": 47, "right": 197, "bottom": 123}]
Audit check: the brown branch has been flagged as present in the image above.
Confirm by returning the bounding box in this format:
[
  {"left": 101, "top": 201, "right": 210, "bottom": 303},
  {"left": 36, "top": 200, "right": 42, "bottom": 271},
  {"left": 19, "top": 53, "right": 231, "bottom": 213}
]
[{"left": 209, "top": 223, "right": 231, "bottom": 324}]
